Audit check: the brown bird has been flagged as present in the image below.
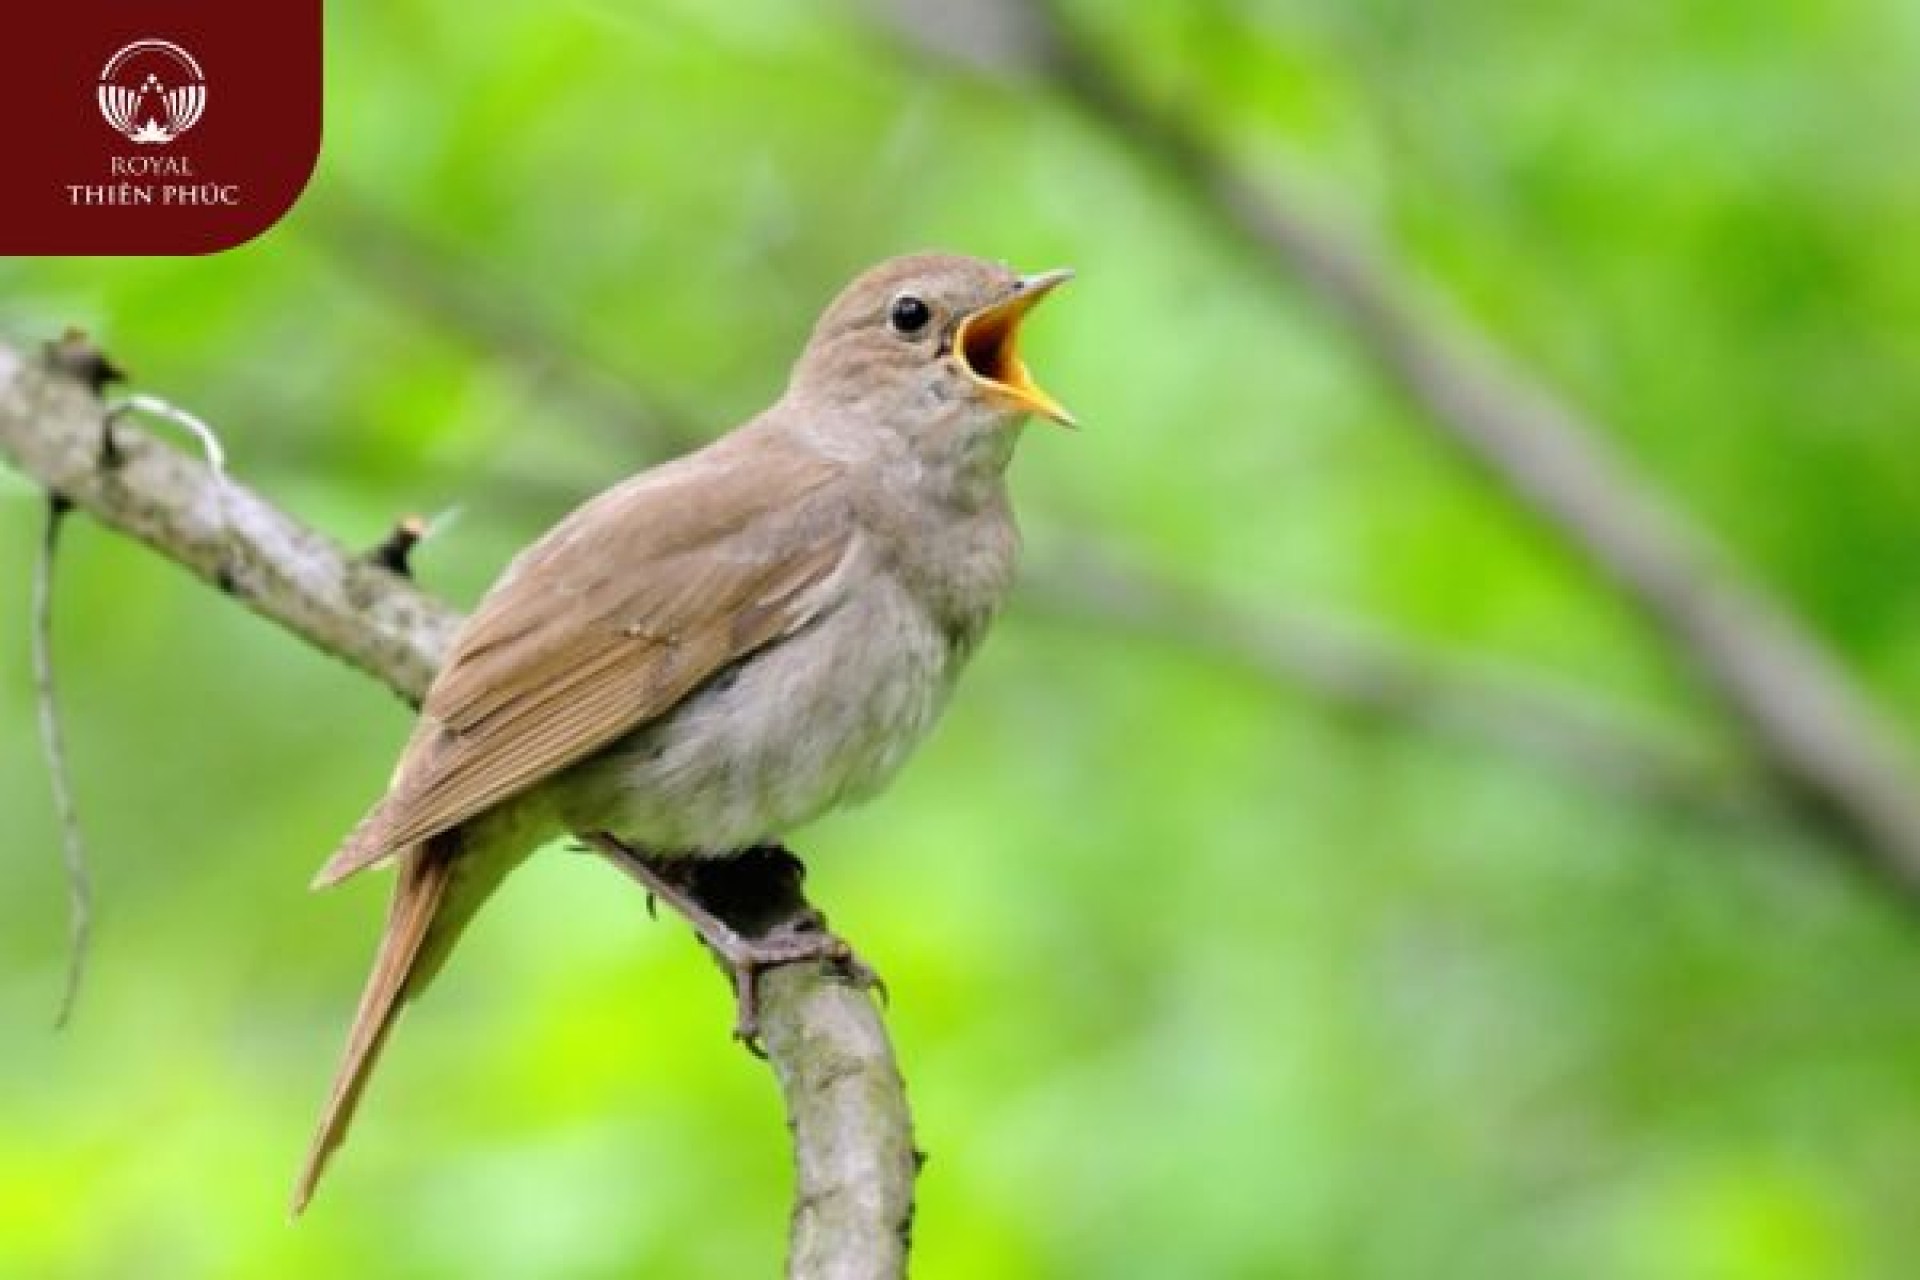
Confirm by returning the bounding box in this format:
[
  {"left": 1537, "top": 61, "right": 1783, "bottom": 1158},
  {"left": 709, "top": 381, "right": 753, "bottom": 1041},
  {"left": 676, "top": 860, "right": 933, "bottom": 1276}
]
[{"left": 292, "top": 252, "right": 1073, "bottom": 1213}]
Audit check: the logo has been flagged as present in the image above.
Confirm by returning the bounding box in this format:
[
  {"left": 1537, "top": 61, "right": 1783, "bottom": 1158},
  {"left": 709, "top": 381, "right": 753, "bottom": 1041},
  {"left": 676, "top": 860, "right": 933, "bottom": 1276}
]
[
  {"left": 8, "top": 6, "right": 320, "bottom": 253},
  {"left": 97, "top": 40, "right": 206, "bottom": 145}
]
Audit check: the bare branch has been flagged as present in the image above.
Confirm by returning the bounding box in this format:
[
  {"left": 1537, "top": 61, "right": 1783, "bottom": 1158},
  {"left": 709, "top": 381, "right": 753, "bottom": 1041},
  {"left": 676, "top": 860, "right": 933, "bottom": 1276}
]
[
  {"left": 30, "top": 493, "right": 90, "bottom": 1027},
  {"left": 0, "top": 341, "right": 915, "bottom": 1279},
  {"left": 0, "top": 341, "right": 455, "bottom": 700}
]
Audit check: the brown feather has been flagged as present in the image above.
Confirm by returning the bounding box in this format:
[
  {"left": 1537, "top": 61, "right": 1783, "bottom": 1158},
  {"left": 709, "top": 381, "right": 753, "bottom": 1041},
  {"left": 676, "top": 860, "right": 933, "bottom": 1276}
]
[
  {"left": 291, "top": 838, "right": 458, "bottom": 1215},
  {"left": 311, "top": 442, "right": 851, "bottom": 888}
]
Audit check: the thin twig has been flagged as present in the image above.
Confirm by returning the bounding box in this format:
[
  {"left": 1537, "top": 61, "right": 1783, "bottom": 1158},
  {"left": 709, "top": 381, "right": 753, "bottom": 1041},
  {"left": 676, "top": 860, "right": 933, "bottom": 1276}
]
[
  {"left": 110, "top": 393, "right": 229, "bottom": 475},
  {"left": 31, "top": 494, "right": 90, "bottom": 1028},
  {"left": 364, "top": 514, "right": 430, "bottom": 578},
  {"left": 24, "top": 389, "right": 237, "bottom": 1028}
]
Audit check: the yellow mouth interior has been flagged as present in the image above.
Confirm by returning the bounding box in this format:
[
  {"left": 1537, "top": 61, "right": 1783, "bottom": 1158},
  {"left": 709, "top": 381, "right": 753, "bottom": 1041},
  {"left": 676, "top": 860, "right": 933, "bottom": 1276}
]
[
  {"left": 955, "top": 292, "right": 1073, "bottom": 425},
  {"left": 959, "top": 303, "right": 1026, "bottom": 388}
]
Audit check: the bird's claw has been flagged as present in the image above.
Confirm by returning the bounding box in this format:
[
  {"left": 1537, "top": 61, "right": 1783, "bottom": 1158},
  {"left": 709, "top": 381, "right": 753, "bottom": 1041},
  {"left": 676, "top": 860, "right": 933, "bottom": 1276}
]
[
  {"left": 584, "top": 834, "right": 883, "bottom": 1049},
  {"left": 705, "top": 923, "right": 879, "bottom": 1049}
]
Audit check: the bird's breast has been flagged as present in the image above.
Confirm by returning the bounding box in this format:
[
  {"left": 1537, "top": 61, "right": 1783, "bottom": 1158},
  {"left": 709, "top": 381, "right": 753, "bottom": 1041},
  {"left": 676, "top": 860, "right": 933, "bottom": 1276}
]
[
  {"left": 875, "top": 491, "right": 1021, "bottom": 661},
  {"left": 551, "top": 571, "right": 965, "bottom": 854}
]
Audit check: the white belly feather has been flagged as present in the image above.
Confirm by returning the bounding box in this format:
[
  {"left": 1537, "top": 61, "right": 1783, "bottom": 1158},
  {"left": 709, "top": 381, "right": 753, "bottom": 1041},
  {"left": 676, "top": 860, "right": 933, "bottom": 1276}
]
[{"left": 549, "top": 576, "right": 956, "bottom": 854}]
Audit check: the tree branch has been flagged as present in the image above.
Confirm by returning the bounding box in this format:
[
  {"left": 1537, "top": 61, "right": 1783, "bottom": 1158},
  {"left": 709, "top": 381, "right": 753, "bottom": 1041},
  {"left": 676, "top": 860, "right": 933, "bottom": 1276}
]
[
  {"left": 0, "top": 339, "right": 915, "bottom": 1279},
  {"left": 890, "top": 0, "right": 1920, "bottom": 889}
]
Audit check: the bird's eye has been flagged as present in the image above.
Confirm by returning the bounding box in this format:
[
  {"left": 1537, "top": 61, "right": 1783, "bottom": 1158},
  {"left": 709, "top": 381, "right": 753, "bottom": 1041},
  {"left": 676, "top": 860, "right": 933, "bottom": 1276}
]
[{"left": 889, "top": 295, "right": 932, "bottom": 337}]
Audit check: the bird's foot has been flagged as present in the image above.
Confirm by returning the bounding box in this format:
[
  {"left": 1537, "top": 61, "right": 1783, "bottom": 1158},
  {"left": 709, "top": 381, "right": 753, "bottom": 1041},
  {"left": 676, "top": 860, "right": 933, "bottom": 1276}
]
[
  {"left": 701, "top": 911, "right": 876, "bottom": 1049},
  {"left": 581, "top": 833, "right": 882, "bottom": 1050}
]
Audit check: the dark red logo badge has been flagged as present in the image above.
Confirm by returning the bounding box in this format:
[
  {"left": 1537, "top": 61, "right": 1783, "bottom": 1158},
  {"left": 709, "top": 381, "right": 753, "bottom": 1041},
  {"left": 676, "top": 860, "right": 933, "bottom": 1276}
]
[
  {"left": 98, "top": 40, "right": 209, "bottom": 146},
  {"left": 4, "top": 6, "right": 322, "bottom": 254}
]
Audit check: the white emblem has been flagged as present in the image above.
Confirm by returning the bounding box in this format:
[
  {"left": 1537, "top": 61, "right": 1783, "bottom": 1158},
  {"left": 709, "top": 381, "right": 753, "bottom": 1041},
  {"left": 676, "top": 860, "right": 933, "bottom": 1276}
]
[{"left": 98, "top": 40, "right": 207, "bottom": 146}]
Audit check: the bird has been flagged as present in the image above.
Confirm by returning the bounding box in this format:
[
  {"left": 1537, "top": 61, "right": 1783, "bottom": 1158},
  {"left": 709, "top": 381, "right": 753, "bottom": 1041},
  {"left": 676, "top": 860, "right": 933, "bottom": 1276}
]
[{"left": 292, "top": 252, "right": 1073, "bottom": 1213}]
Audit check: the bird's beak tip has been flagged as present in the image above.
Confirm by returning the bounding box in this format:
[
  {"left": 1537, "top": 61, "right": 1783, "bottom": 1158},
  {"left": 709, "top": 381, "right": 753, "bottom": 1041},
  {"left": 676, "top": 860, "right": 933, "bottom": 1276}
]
[{"left": 1019, "top": 267, "right": 1075, "bottom": 297}]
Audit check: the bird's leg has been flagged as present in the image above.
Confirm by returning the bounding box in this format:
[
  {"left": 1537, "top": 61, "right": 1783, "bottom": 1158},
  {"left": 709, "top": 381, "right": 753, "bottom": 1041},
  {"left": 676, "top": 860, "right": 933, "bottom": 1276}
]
[{"left": 581, "top": 832, "right": 877, "bottom": 1046}]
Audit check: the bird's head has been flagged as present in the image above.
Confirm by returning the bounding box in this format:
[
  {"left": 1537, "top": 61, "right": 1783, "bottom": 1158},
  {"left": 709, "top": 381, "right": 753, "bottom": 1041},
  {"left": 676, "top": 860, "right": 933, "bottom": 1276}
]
[{"left": 787, "top": 252, "right": 1074, "bottom": 473}]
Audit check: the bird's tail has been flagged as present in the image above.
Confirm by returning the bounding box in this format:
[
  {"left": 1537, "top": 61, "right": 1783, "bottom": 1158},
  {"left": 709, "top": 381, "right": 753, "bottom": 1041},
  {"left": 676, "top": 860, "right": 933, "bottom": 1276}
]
[{"left": 290, "top": 837, "right": 456, "bottom": 1216}]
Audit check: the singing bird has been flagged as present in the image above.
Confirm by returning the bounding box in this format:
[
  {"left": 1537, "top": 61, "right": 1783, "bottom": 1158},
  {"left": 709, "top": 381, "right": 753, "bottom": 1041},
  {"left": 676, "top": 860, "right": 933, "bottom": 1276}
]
[{"left": 293, "top": 253, "right": 1073, "bottom": 1212}]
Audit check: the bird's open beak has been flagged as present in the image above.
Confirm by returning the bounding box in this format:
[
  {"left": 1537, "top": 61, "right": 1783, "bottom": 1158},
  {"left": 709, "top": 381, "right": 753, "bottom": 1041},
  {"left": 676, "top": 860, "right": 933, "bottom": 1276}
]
[{"left": 954, "top": 268, "right": 1076, "bottom": 426}]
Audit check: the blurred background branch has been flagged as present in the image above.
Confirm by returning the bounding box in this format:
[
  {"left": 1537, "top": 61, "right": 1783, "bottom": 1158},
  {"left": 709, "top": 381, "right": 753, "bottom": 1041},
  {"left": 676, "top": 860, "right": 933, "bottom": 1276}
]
[{"left": 876, "top": 0, "right": 1920, "bottom": 889}]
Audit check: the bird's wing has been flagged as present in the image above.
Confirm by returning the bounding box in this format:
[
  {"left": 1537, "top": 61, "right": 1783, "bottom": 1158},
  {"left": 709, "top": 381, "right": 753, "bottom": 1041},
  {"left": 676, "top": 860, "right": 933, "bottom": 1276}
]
[{"left": 313, "top": 445, "right": 852, "bottom": 886}]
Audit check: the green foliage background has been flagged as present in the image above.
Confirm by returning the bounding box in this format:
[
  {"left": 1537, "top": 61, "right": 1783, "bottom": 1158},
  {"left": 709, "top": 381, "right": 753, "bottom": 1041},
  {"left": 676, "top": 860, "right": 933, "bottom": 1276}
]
[{"left": 5, "top": 2, "right": 1920, "bottom": 1275}]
